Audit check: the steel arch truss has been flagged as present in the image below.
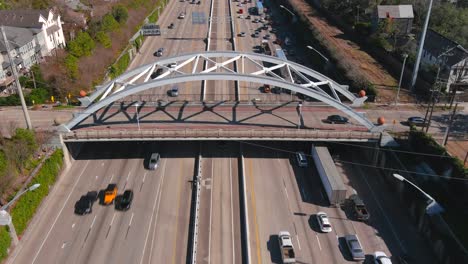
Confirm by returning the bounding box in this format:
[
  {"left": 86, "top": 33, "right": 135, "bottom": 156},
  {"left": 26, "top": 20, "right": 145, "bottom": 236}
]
[
  {"left": 79, "top": 51, "right": 366, "bottom": 107},
  {"left": 63, "top": 51, "right": 375, "bottom": 132}
]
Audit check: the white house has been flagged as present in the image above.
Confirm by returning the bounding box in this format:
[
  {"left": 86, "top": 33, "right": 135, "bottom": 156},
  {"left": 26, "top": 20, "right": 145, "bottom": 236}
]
[
  {"left": 0, "top": 9, "right": 66, "bottom": 88},
  {"left": 421, "top": 29, "right": 468, "bottom": 92}
]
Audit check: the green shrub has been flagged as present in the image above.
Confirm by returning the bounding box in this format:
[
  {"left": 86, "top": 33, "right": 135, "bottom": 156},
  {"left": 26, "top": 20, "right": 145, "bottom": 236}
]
[
  {"left": 0, "top": 150, "right": 6, "bottom": 176},
  {"left": 67, "top": 32, "right": 95, "bottom": 57},
  {"left": 0, "top": 226, "right": 11, "bottom": 262},
  {"left": 354, "top": 22, "right": 372, "bottom": 36},
  {"left": 11, "top": 149, "right": 63, "bottom": 235},
  {"left": 0, "top": 94, "right": 21, "bottom": 106},
  {"left": 26, "top": 88, "right": 50, "bottom": 105},
  {"left": 109, "top": 52, "right": 130, "bottom": 79},
  {"left": 96, "top": 31, "right": 112, "bottom": 48},
  {"left": 64, "top": 54, "right": 79, "bottom": 79}
]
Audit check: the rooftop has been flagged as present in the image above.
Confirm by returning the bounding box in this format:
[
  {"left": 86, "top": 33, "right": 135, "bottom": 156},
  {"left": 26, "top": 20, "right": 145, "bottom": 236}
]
[{"left": 377, "top": 5, "right": 414, "bottom": 19}]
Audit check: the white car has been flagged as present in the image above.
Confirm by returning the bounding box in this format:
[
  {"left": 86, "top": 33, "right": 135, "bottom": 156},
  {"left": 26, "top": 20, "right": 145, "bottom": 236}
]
[
  {"left": 316, "top": 212, "right": 332, "bottom": 233},
  {"left": 295, "top": 151, "right": 308, "bottom": 167},
  {"left": 373, "top": 251, "right": 392, "bottom": 264},
  {"left": 238, "top": 15, "right": 244, "bottom": 19}
]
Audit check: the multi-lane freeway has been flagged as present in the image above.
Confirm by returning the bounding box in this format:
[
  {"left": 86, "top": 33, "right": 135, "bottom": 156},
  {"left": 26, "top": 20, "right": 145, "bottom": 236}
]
[{"left": 5, "top": 0, "right": 442, "bottom": 263}]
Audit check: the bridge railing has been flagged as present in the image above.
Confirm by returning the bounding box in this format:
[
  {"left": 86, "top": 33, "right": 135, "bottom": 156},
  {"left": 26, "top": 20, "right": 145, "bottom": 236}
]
[{"left": 62, "top": 129, "right": 381, "bottom": 141}]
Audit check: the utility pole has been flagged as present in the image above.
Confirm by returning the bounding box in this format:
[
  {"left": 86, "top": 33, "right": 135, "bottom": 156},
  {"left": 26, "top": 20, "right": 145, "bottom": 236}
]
[
  {"left": 1, "top": 26, "right": 32, "bottom": 129},
  {"left": 442, "top": 103, "right": 458, "bottom": 146},
  {"left": 410, "top": 0, "right": 434, "bottom": 92}
]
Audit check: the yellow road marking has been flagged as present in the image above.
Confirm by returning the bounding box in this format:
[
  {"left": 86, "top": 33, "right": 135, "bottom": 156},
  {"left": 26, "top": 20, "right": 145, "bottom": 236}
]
[{"left": 247, "top": 159, "right": 262, "bottom": 263}]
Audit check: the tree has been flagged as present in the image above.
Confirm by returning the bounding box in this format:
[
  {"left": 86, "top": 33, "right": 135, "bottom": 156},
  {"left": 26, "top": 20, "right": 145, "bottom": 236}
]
[
  {"left": 31, "top": 0, "right": 50, "bottom": 9},
  {"left": 101, "top": 14, "right": 119, "bottom": 32},
  {"left": 64, "top": 54, "right": 79, "bottom": 79},
  {"left": 112, "top": 5, "right": 128, "bottom": 24},
  {"left": 67, "top": 31, "right": 95, "bottom": 57},
  {"left": 96, "top": 31, "right": 112, "bottom": 48}
]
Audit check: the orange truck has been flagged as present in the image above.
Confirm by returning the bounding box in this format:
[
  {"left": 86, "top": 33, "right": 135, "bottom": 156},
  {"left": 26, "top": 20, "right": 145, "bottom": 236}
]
[{"left": 103, "top": 184, "right": 117, "bottom": 205}]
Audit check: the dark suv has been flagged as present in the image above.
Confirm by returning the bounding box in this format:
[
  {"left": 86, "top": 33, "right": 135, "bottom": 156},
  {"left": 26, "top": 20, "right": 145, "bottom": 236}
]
[
  {"left": 74, "top": 191, "right": 98, "bottom": 215},
  {"left": 119, "top": 190, "right": 134, "bottom": 211}
]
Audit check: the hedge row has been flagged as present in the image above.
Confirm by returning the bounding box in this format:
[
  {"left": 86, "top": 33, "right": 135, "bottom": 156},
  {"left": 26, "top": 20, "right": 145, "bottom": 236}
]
[
  {"left": 10, "top": 149, "right": 64, "bottom": 235},
  {"left": 109, "top": 53, "right": 130, "bottom": 79},
  {"left": 0, "top": 226, "right": 11, "bottom": 262}
]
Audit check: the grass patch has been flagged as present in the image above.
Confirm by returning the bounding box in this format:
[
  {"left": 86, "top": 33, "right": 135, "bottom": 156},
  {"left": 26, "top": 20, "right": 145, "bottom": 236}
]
[
  {"left": 0, "top": 226, "right": 11, "bottom": 262},
  {"left": 11, "top": 149, "right": 64, "bottom": 235},
  {"left": 53, "top": 105, "right": 76, "bottom": 110}
]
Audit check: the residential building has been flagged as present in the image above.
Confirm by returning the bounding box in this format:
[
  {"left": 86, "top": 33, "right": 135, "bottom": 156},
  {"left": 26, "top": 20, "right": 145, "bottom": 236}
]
[
  {"left": 373, "top": 5, "right": 414, "bottom": 35},
  {"left": 0, "top": 9, "right": 66, "bottom": 88},
  {"left": 421, "top": 29, "right": 468, "bottom": 92}
]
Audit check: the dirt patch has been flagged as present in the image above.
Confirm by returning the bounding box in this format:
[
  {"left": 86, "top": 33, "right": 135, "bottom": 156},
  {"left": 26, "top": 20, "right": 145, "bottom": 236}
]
[{"left": 288, "top": 0, "right": 407, "bottom": 103}]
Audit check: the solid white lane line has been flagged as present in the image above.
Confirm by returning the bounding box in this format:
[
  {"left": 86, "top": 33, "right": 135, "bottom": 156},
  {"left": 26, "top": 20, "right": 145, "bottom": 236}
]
[
  {"left": 148, "top": 160, "right": 167, "bottom": 263},
  {"left": 129, "top": 212, "right": 134, "bottom": 226},
  {"left": 126, "top": 171, "right": 131, "bottom": 181},
  {"left": 284, "top": 187, "right": 289, "bottom": 199},
  {"left": 316, "top": 235, "right": 322, "bottom": 251},
  {"left": 90, "top": 215, "right": 97, "bottom": 229},
  {"left": 296, "top": 235, "right": 301, "bottom": 251},
  {"left": 139, "top": 160, "right": 166, "bottom": 264},
  {"left": 31, "top": 160, "right": 90, "bottom": 264},
  {"left": 229, "top": 158, "right": 235, "bottom": 264},
  {"left": 109, "top": 213, "right": 117, "bottom": 226},
  {"left": 142, "top": 172, "right": 147, "bottom": 183},
  {"left": 208, "top": 159, "right": 214, "bottom": 263}
]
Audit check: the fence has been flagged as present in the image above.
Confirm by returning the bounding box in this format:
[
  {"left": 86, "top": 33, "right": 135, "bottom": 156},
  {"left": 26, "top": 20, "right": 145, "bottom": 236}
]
[{"left": 62, "top": 129, "right": 381, "bottom": 141}]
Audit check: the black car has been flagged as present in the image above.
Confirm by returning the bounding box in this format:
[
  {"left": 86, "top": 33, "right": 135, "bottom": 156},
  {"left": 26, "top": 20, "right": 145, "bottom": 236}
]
[
  {"left": 168, "top": 23, "right": 174, "bottom": 29},
  {"left": 325, "top": 115, "right": 349, "bottom": 124},
  {"left": 119, "top": 190, "right": 134, "bottom": 211},
  {"left": 151, "top": 68, "right": 164, "bottom": 79},
  {"left": 74, "top": 193, "right": 96, "bottom": 215}
]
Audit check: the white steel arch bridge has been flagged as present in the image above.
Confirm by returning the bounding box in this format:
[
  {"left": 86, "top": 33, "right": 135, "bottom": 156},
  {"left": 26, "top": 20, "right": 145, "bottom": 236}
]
[{"left": 61, "top": 51, "right": 376, "bottom": 132}]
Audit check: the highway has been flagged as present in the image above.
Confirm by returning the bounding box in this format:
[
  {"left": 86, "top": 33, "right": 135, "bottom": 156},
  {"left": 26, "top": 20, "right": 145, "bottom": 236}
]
[
  {"left": 3, "top": 0, "right": 445, "bottom": 262},
  {"left": 196, "top": 142, "right": 242, "bottom": 263},
  {"left": 8, "top": 142, "right": 196, "bottom": 264},
  {"left": 243, "top": 142, "right": 436, "bottom": 263}
]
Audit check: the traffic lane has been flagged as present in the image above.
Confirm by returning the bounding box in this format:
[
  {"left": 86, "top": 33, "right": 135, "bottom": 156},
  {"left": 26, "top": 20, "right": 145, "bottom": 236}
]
[
  {"left": 7, "top": 159, "right": 91, "bottom": 264},
  {"left": 77, "top": 156, "right": 148, "bottom": 264},
  {"left": 337, "top": 150, "right": 436, "bottom": 262},
  {"left": 32, "top": 157, "right": 147, "bottom": 264},
  {"left": 244, "top": 148, "right": 302, "bottom": 264},
  {"left": 140, "top": 155, "right": 194, "bottom": 264},
  {"left": 210, "top": 155, "right": 241, "bottom": 264},
  {"left": 196, "top": 156, "right": 212, "bottom": 262},
  {"left": 293, "top": 152, "right": 358, "bottom": 263},
  {"left": 13, "top": 155, "right": 125, "bottom": 264}
]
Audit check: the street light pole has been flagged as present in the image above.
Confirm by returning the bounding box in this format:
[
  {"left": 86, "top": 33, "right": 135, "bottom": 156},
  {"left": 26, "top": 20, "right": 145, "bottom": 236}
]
[
  {"left": 1, "top": 26, "right": 32, "bottom": 130},
  {"left": 410, "top": 0, "right": 434, "bottom": 92},
  {"left": 395, "top": 53, "right": 408, "bottom": 106},
  {"left": 0, "top": 183, "right": 40, "bottom": 246},
  {"left": 279, "top": 5, "right": 297, "bottom": 23},
  {"left": 135, "top": 103, "right": 140, "bottom": 130},
  {"left": 393, "top": 174, "right": 444, "bottom": 215}
]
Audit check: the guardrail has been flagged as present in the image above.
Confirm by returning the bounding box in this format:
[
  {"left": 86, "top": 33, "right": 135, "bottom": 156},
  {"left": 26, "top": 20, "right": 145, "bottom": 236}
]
[
  {"left": 62, "top": 129, "right": 380, "bottom": 141},
  {"left": 189, "top": 147, "right": 203, "bottom": 264}
]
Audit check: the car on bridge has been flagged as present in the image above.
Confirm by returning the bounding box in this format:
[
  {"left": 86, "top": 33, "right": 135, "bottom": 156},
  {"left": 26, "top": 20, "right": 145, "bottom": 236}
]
[
  {"left": 325, "top": 115, "right": 349, "bottom": 124},
  {"left": 168, "top": 23, "right": 174, "bottom": 29},
  {"left": 151, "top": 68, "right": 164, "bottom": 79},
  {"left": 407, "top": 116, "right": 426, "bottom": 127},
  {"left": 238, "top": 32, "right": 246, "bottom": 37},
  {"left": 169, "top": 86, "right": 179, "bottom": 97},
  {"left": 154, "top": 48, "right": 164, "bottom": 57}
]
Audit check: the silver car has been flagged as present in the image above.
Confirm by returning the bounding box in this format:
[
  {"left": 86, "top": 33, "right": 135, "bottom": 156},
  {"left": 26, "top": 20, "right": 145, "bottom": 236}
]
[
  {"left": 345, "top": 234, "right": 365, "bottom": 261},
  {"left": 148, "top": 153, "right": 160, "bottom": 170}
]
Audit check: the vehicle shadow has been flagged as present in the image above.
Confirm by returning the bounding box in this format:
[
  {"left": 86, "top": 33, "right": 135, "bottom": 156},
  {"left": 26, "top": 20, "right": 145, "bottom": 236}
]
[
  {"left": 337, "top": 236, "right": 353, "bottom": 261},
  {"left": 266, "top": 235, "right": 282, "bottom": 264},
  {"left": 114, "top": 195, "right": 123, "bottom": 210},
  {"left": 307, "top": 214, "right": 321, "bottom": 233}
]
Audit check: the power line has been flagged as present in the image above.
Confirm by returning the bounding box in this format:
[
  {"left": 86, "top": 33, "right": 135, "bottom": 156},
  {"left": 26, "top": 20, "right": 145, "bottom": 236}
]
[
  {"left": 327, "top": 141, "right": 456, "bottom": 159},
  {"left": 237, "top": 140, "right": 468, "bottom": 182}
]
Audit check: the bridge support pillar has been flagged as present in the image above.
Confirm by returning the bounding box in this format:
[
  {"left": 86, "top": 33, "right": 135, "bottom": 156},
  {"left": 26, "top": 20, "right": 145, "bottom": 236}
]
[{"left": 59, "top": 133, "right": 72, "bottom": 170}]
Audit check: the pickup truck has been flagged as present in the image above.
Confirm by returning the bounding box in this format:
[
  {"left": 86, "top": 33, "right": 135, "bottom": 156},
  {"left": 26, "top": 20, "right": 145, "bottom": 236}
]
[
  {"left": 349, "top": 194, "right": 370, "bottom": 221},
  {"left": 278, "top": 231, "right": 296, "bottom": 263}
]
